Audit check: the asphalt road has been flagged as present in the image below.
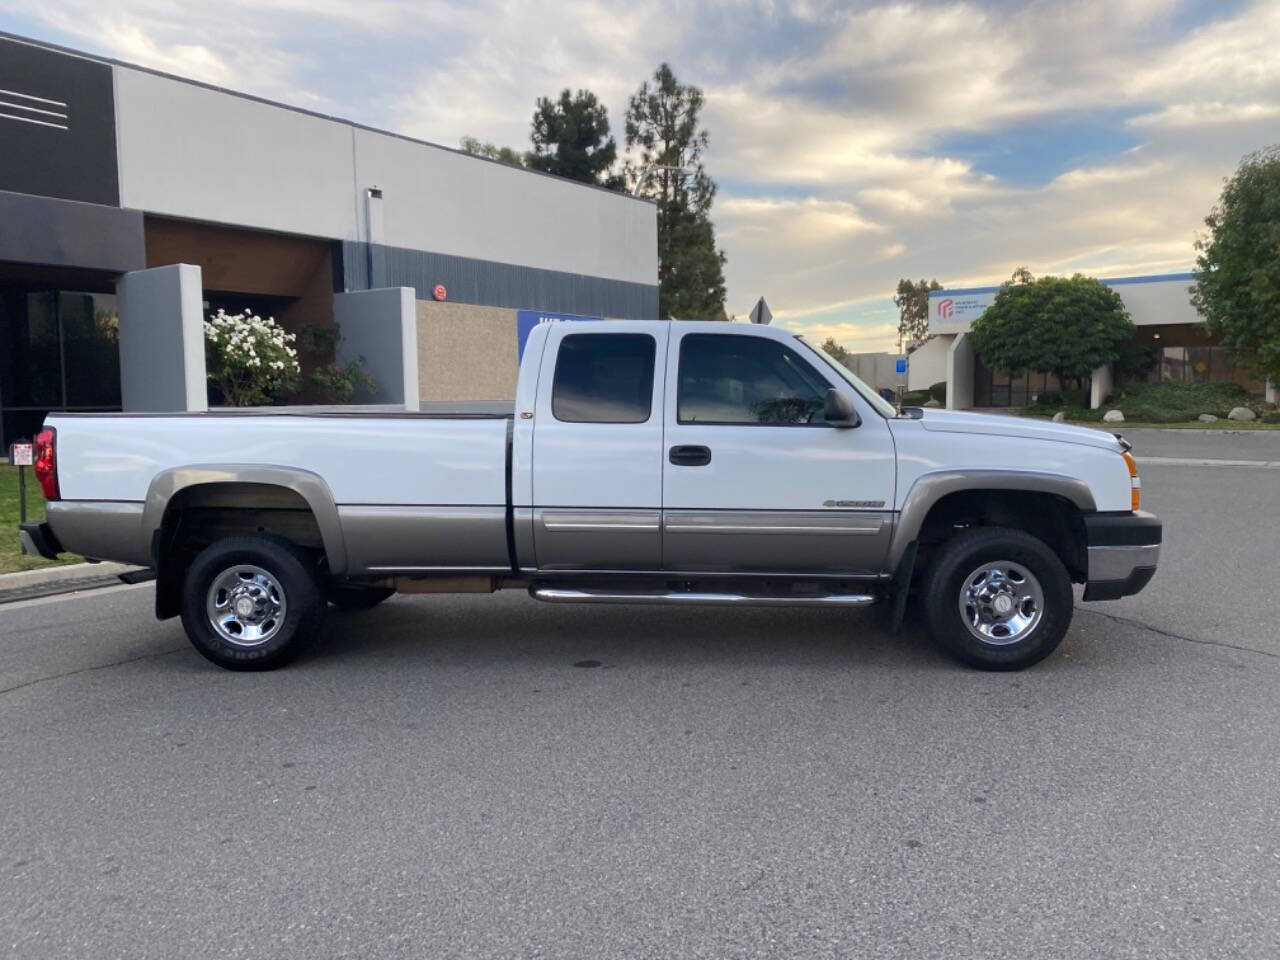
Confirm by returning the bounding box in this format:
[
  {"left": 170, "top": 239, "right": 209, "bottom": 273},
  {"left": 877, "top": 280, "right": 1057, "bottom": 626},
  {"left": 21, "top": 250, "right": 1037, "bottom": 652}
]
[{"left": 1, "top": 431, "right": 1277, "bottom": 959}]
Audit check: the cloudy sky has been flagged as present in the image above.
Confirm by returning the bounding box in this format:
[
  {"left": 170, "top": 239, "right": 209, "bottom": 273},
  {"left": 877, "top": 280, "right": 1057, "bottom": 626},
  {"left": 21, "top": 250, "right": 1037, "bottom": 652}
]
[{"left": 4, "top": 0, "right": 1277, "bottom": 350}]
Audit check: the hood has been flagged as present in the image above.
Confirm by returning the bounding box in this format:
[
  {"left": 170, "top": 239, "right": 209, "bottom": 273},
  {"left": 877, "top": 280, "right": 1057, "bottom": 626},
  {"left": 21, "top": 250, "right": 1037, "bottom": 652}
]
[{"left": 911, "top": 408, "right": 1123, "bottom": 451}]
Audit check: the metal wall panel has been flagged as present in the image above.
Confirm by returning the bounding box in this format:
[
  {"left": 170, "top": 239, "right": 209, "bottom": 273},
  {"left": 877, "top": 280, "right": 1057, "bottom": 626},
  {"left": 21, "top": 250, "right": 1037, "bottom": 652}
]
[
  {"left": 0, "top": 36, "right": 119, "bottom": 206},
  {"left": 341, "top": 241, "right": 659, "bottom": 320}
]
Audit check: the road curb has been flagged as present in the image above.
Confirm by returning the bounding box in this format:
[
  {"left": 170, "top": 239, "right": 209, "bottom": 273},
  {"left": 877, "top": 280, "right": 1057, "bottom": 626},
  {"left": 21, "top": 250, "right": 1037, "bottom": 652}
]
[{"left": 0, "top": 561, "right": 146, "bottom": 605}]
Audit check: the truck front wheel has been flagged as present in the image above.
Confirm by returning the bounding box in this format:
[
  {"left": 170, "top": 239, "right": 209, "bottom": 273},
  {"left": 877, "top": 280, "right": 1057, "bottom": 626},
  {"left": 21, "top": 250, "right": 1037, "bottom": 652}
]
[
  {"left": 179, "top": 535, "right": 326, "bottom": 671},
  {"left": 921, "top": 527, "right": 1073, "bottom": 670}
]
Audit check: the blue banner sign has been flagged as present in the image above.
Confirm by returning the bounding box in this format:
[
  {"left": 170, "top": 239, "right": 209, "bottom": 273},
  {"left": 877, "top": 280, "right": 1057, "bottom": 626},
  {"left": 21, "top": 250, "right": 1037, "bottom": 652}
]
[
  {"left": 516, "top": 310, "right": 602, "bottom": 360},
  {"left": 895, "top": 357, "right": 907, "bottom": 374}
]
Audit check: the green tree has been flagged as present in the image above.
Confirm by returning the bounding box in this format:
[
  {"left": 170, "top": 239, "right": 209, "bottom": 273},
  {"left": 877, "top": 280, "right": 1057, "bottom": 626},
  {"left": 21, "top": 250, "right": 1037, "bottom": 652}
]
[
  {"left": 527, "top": 89, "right": 620, "bottom": 187},
  {"left": 821, "top": 337, "right": 851, "bottom": 365},
  {"left": 968, "top": 272, "right": 1133, "bottom": 392},
  {"left": 624, "top": 63, "right": 726, "bottom": 320},
  {"left": 894, "top": 278, "right": 942, "bottom": 348},
  {"left": 459, "top": 136, "right": 526, "bottom": 168},
  {"left": 1191, "top": 145, "right": 1280, "bottom": 383}
]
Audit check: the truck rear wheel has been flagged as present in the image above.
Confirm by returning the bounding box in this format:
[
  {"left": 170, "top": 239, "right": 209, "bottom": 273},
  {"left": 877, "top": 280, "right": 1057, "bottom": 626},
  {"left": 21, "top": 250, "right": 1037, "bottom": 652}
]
[
  {"left": 921, "top": 526, "right": 1073, "bottom": 670},
  {"left": 179, "top": 535, "right": 326, "bottom": 671}
]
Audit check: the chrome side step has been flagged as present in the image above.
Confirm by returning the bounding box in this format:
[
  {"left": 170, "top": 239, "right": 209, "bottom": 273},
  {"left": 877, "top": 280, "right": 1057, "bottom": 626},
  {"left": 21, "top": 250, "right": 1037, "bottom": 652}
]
[{"left": 530, "top": 587, "right": 876, "bottom": 608}]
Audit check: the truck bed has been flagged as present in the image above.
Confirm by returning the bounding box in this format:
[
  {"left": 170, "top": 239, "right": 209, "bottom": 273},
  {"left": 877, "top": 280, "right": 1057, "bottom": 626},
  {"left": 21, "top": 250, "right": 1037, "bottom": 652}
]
[{"left": 48, "top": 410, "right": 511, "bottom": 506}]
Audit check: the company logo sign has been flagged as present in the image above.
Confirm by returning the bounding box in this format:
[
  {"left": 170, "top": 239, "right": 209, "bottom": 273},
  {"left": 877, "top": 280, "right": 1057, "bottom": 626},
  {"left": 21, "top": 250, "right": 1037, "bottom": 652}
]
[
  {"left": 929, "top": 290, "right": 995, "bottom": 333},
  {"left": 515, "top": 309, "right": 603, "bottom": 360}
]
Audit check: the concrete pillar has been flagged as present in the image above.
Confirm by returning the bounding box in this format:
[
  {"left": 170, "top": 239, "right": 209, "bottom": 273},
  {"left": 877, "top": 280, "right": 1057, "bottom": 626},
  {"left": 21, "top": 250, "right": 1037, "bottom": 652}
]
[
  {"left": 1090, "top": 363, "right": 1114, "bottom": 410},
  {"left": 946, "top": 333, "right": 975, "bottom": 409},
  {"left": 1267, "top": 379, "right": 1277, "bottom": 406},
  {"left": 116, "top": 263, "right": 207, "bottom": 412},
  {"left": 334, "top": 287, "right": 419, "bottom": 410}
]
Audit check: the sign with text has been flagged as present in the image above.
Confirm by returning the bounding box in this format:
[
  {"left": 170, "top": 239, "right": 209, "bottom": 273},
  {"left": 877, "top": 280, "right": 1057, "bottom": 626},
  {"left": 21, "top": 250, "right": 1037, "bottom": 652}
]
[
  {"left": 9, "top": 442, "right": 33, "bottom": 467},
  {"left": 516, "top": 310, "right": 603, "bottom": 360},
  {"left": 929, "top": 289, "right": 996, "bottom": 334}
]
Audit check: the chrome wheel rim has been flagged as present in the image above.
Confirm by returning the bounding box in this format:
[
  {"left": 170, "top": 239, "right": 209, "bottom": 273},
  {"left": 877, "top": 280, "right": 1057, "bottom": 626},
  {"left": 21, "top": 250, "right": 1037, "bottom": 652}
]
[
  {"left": 959, "top": 560, "right": 1044, "bottom": 646},
  {"left": 206, "top": 565, "right": 287, "bottom": 647}
]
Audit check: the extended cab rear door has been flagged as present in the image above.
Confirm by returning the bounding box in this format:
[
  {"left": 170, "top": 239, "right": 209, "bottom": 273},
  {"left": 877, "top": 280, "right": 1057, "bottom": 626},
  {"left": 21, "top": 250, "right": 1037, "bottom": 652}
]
[
  {"left": 531, "top": 322, "right": 670, "bottom": 570},
  {"left": 661, "top": 324, "right": 896, "bottom": 576}
]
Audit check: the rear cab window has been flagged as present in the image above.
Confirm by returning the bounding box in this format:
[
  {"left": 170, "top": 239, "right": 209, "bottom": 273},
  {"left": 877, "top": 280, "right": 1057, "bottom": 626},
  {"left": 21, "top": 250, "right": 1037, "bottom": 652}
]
[{"left": 551, "top": 333, "right": 657, "bottom": 424}]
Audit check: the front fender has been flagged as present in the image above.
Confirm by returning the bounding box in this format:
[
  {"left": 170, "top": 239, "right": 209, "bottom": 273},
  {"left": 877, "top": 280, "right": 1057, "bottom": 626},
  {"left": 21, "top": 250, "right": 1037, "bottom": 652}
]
[{"left": 888, "top": 469, "right": 1097, "bottom": 569}]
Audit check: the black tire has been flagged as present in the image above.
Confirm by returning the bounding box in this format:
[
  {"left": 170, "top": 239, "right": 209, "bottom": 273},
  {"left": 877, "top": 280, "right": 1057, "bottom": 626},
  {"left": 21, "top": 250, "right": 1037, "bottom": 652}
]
[
  {"left": 179, "top": 535, "right": 326, "bottom": 671},
  {"left": 327, "top": 584, "right": 395, "bottom": 610},
  {"left": 921, "top": 526, "right": 1073, "bottom": 671}
]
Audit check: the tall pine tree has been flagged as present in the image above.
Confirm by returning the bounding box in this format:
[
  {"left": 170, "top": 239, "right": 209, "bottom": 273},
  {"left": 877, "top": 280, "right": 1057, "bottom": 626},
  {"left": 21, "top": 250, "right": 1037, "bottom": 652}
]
[
  {"left": 527, "top": 89, "right": 620, "bottom": 188},
  {"left": 624, "top": 64, "right": 727, "bottom": 320}
]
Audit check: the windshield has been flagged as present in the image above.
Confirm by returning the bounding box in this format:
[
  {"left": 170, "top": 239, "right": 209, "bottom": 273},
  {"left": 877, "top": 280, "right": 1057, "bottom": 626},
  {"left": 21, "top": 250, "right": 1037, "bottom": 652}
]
[{"left": 793, "top": 336, "right": 899, "bottom": 418}]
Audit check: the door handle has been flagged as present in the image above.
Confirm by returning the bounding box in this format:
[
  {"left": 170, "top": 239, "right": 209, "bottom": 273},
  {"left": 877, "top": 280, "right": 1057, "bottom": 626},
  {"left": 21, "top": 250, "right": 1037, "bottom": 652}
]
[{"left": 669, "top": 444, "right": 711, "bottom": 467}]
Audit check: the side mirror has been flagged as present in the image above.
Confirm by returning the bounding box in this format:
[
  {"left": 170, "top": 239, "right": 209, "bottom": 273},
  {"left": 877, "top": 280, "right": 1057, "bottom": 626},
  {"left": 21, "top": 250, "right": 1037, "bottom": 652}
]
[{"left": 824, "top": 388, "right": 860, "bottom": 428}]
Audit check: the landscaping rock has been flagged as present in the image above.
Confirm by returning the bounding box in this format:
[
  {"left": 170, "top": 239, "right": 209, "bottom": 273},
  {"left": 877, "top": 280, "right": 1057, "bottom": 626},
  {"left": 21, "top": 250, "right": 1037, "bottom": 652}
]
[
  {"left": 1197, "top": 413, "right": 1219, "bottom": 422},
  {"left": 1102, "top": 409, "right": 1125, "bottom": 423},
  {"left": 1227, "top": 406, "right": 1256, "bottom": 421},
  {"left": 923, "top": 399, "right": 942, "bottom": 408},
  {"left": 1051, "top": 412, "right": 1066, "bottom": 423}
]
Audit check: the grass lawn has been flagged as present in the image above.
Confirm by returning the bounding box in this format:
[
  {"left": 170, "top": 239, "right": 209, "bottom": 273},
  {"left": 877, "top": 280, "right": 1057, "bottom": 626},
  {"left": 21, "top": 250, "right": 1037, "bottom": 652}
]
[{"left": 1, "top": 465, "right": 81, "bottom": 574}]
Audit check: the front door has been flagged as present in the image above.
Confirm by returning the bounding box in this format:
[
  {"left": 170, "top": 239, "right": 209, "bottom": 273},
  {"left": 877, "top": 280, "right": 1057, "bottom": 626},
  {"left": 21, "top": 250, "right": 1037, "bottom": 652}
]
[
  {"left": 531, "top": 322, "right": 669, "bottom": 571},
  {"left": 661, "top": 327, "right": 897, "bottom": 576}
]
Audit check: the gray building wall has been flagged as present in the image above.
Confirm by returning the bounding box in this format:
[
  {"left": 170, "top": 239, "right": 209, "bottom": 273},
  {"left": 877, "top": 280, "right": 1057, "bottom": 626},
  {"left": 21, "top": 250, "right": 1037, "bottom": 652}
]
[
  {"left": 340, "top": 241, "right": 658, "bottom": 319},
  {"left": 334, "top": 287, "right": 419, "bottom": 410},
  {"left": 116, "top": 263, "right": 207, "bottom": 413}
]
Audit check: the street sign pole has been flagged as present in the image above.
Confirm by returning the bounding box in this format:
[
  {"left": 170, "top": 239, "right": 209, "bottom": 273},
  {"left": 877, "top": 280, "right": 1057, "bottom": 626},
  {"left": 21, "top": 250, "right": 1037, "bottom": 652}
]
[{"left": 9, "top": 440, "right": 33, "bottom": 524}]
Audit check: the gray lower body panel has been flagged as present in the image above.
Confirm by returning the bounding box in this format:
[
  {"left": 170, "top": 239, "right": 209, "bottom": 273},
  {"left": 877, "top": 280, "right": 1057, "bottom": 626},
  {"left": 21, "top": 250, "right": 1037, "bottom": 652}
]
[
  {"left": 45, "top": 501, "right": 148, "bottom": 565},
  {"left": 661, "top": 510, "right": 893, "bottom": 576},
  {"left": 338, "top": 505, "right": 508, "bottom": 573},
  {"left": 533, "top": 508, "right": 660, "bottom": 571}
]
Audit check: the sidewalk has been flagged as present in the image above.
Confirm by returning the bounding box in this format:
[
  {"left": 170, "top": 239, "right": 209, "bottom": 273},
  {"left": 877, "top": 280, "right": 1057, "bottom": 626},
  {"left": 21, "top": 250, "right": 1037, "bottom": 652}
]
[{"left": 0, "top": 561, "right": 147, "bottom": 605}]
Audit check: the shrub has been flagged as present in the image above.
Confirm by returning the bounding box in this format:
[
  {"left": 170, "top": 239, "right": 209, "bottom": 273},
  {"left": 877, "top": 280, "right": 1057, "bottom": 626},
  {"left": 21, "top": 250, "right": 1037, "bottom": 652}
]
[
  {"left": 928, "top": 381, "right": 947, "bottom": 405},
  {"left": 900, "top": 389, "right": 930, "bottom": 406},
  {"left": 310, "top": 358, "right": 377, "bottom": 404},
  {"left": 1021, "top": 379, "right": 1266, "bottom": 423},
  {"left": 204, "top": 310, "right": 300, "bottom": 406}
]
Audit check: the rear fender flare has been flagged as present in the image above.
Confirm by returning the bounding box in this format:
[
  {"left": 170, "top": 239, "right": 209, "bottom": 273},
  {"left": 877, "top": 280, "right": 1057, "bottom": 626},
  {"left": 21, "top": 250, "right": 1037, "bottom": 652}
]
[{"left": 141, "top": 464, "right": 348, "bottom": 575}]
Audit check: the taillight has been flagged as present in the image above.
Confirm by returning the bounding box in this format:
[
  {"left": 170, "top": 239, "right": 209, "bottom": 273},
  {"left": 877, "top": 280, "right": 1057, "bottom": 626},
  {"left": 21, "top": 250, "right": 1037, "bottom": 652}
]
[
  {"left": 1121, "top": 450, "right": 1139, "bottom": 511},
  {"left": 33, "top": 427, "right": 59, "bottom": 501}
]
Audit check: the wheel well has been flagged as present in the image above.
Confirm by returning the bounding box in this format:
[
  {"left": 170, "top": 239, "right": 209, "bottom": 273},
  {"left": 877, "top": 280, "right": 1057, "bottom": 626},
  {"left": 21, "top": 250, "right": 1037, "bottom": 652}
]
[
  {"left": 153, "top": 482, "right": 326, "bottom": 619},
  {"left": 913, "top": 490, "right": 1087, "bottom": 583}
]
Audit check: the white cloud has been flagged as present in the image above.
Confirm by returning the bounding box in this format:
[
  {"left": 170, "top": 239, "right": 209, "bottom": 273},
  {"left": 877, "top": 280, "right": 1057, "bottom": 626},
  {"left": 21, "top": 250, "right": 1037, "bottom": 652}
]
[{"left": 3, "top": 0, "right": 1278, "bottom": 350}]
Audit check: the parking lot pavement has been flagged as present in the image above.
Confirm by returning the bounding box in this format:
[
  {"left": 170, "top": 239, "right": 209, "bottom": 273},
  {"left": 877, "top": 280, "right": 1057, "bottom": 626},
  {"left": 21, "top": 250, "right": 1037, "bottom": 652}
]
[
  {"left": 1106, "top": 431, "right": 1280, "bottom": 657},
  {"left": 1122, "top": 426, "right": 1280, "bottom": 463},
  {"left": 1, "top": 437, "right": 1278, "bottom": 959}
]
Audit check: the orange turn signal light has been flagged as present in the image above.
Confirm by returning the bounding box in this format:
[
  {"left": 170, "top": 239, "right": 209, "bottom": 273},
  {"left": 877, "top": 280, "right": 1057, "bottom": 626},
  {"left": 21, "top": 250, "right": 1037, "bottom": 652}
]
[{"left": 1121, "top": 450, "right": 1140, "bottom": 510}]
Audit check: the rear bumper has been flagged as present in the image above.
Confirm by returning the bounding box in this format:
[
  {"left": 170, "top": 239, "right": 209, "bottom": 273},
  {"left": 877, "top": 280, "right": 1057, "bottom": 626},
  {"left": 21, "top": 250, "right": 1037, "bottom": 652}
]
[
  {"left": 19, "top": 521, "right": 64, "bottom": 561},
  {"left": 1081, "top": 510, "right": 1161, "bottom": 601}
]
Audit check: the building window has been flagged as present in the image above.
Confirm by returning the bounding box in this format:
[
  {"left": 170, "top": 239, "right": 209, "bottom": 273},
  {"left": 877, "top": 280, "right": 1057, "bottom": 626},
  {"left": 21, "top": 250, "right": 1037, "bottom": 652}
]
[{"left": 0, "top": 288, "right": 120, "bottom": 447}]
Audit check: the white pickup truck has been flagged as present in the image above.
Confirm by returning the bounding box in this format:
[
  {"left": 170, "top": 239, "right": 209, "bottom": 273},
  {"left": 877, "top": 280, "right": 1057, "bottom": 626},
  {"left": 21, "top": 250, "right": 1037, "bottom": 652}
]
[{"left": 21, "top": 319, "right": 1160, "bottom": 672}]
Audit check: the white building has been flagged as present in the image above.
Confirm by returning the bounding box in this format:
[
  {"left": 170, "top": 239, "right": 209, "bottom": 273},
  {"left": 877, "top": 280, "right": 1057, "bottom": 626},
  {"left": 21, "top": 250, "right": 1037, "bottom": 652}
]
[{"left": 909, "top": 272, "right": 1269, "bottom": 409}]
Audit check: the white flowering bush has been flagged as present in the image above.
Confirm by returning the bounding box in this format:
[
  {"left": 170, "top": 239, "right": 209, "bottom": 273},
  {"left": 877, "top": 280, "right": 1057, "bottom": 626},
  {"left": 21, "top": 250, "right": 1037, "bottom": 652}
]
[{"left": 204, "top": 309, "right": 301, "bottom": 406}]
